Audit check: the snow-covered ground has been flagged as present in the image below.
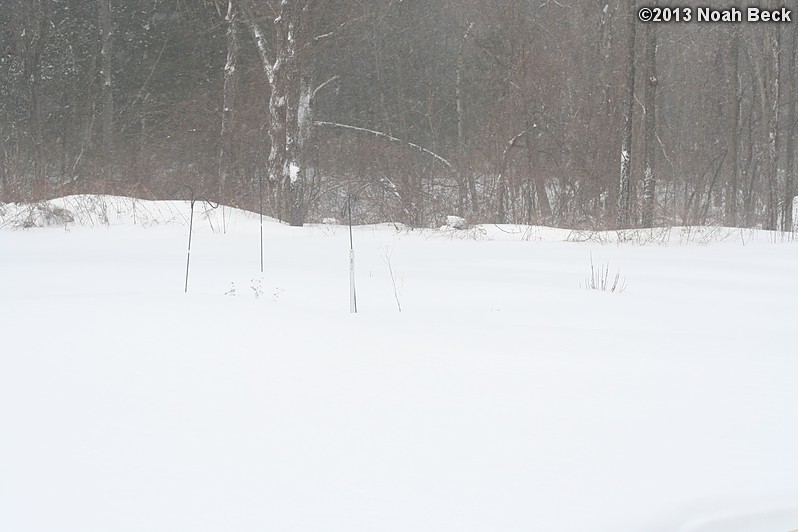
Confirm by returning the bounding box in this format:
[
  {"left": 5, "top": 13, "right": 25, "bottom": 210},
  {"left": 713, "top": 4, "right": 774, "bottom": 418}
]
[{"left": 1, "top": 195, "right": 796, "bottom": 532}]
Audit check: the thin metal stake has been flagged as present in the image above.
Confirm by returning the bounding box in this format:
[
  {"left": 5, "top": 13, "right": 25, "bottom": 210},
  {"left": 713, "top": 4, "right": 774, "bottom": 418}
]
[
  {"left": 350, "top": 248, "right": 357, "bottom": 313},
  {"left": 348, "top": 195, "right": 354, "bottom": 250},
  {"left": 172, "top": 184, "right": 218, "bottom": 294},
  {"left": 184, "top": 198, "right": 195, "bottom": 293},
  {"left": 259, "top": 172, "right": 264, "bottom": 273},
  {"left": 347, "top": 194, "right": 357, "bottom": 313}
]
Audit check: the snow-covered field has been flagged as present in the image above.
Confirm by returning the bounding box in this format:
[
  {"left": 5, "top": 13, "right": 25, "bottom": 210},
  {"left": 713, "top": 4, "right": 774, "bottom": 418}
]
[{"left": 1, "top": 195, "right": 797, "bottom": 532}]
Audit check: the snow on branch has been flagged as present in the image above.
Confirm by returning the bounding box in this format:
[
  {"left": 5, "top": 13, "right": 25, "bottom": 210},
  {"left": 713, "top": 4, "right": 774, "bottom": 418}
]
[
  {"left": 504, "top": 130, "right": 528, "bottom": 156},
  {"left": 307, "top": 15, "right": 366, "bottom": 48},
  {"left": 250, "top": 22, "right": 275, "bottom": 83},
  {"left": 237, "top": 0, "right": 275, "bottom": 83},
  {"left": 311, "top": 75, "right": 339, "bottom": 102},
  {"left": 314, "top": 121, "right": 453, "bottom": 170}
]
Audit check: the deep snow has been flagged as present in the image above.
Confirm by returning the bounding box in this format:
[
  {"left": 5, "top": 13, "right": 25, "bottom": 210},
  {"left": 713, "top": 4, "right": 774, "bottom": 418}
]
[{"left": 1, "top": 196, "right": 797, "bottom": 532}]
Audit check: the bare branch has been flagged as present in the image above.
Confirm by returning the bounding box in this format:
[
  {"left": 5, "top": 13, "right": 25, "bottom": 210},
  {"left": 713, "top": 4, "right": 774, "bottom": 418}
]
[
  {"left": 237, "top": 0, "right": 275, "bottom": 83},
  {"left": 311, "top": 75, "right": 339, "bottom": 102},
  {"left": 304, "top": 15, "right": 367, "bottom": 52},
  {"left": 314, "top": 121, "right": 453, "bottom": 169}
]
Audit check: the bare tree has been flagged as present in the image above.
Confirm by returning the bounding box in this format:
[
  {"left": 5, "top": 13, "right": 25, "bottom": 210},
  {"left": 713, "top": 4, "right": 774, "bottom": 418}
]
[
  {"left": 236, "top": 0, "right": 323, "bottom": 226},
  {"left": 784, "top": 20, "right": 796, "bottom": 231},
  {"left": 765, "top": 23, "right": 781, "bottom": 230},
  {"left": 218, "top": 0, "right": 239, "bottom": 202},
  {"left": 617, "top": 0, "right": 636, "bottom": 228},
  {"left": 724, "top": 27, "right": 741, "bottom": 227},
  {"left": 456, "top": 22, "right": 476, "bottom": 215},
  {"left": 0, "top": 0, "right": 791, "bottom": 230},
  {"left": 18, "top": 0, "right": 50, "bottom": 188},
  {"left": 98, "top": 0, "right": 113, "bottom": 167},
  {"left": 641, "top": 19, "right": 657, "bottom": 228}
]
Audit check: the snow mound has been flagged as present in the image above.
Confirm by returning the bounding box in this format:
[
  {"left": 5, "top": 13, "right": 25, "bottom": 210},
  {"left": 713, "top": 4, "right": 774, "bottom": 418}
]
[
  {"left": 1, "top": 195, "right": 794, "bottom": 248},
  {"left": 1, "top": 202, "right": 75, "bottom": 228},
  {"left": 0, "top": 195, "right": 275, "bottom": 230}
]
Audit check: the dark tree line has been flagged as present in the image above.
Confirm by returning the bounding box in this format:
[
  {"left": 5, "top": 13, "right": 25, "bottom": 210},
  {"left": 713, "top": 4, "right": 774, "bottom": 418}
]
[{"left": 1, "top": 0, "right": 795, "bottom": 230}]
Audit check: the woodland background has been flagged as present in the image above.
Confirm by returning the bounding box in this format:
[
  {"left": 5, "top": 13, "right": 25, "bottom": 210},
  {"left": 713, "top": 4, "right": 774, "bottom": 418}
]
[{"left": 1, "top": 0, "right": 795, "bottom": 229}]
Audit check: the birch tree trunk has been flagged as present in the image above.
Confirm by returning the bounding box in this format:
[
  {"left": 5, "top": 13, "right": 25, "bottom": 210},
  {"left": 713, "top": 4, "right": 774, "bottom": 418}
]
[{"left": 239, "top": 0, "right": 309, "bottom": 225}]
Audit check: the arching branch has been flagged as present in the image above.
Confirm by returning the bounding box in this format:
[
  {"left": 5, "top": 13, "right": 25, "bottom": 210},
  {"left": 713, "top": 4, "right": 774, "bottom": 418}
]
[{"left": 314, "top": 121, "right": 453, "bottom": 169}]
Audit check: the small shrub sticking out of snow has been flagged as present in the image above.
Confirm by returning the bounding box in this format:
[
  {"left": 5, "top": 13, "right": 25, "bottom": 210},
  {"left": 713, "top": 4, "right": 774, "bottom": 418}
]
[
  {"left": 251, "top": 278, "right": 263, "bottom": 299},
  {"left": 20, "top": 204, "right": 75, "bottom": 228},
  {"left": 445, "top": 215, "right": 468, "bottom": 230},
  {"left": 582, "top": 253, "right": 626, "bottom": 293},
  {"left": 225, "top": 282, "right": 237, "bottom": 296}
]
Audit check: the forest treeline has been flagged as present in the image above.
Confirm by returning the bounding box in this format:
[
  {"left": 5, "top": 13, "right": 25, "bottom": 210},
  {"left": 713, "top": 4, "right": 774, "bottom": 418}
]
[{"left": 1, "top": 0, "right": 795, "bottom": 229}]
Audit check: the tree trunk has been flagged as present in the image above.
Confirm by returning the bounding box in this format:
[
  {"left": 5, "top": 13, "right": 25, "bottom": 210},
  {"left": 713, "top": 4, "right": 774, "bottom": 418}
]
[
  {"left": 98, "top": 0, "right": 114, "bottom": 171},
  {"left": 783, "top": 20, "right": 796, "bottom": 231},
  {"left": 240, "top": 0, "right": 308, "bottom": 226},
  {"left": 617, "top": 0, "right": 637, "bottom": 228},
  {"left": 0, "top": 121, "right": 6, "bottom": 200},
  {"left": 275, "top": 19, "right": 303, "bottom": 226},
  {"left": 21, "top": 0, "right": 49, "bottom": 190},
  {"left": 766, "top": 24, "right": 781, "bottom": 230},
  {"left": 724, "top": 28, "right": 740, "bottom": 227},
  {"left": 219, "top": 0, "right": 239, "bottom": 203},
  {"left": 456, "top": 22, "right": 476, "bottom": 215},
  {"left": 641, "top": 21, "right": 657, "bottom": 228},
  {"left": 598, "top": 0, "right": 615, "bottom": 223},
  {"left": 497, "top": 131, "right": 527, "bottom": 224}
]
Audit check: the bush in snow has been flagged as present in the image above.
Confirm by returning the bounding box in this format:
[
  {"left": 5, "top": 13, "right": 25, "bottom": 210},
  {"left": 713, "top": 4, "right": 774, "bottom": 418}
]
[
  {"left": 445, "top": 215, "right": 468, "bottom": 230},
  {"left": 582, "top": 253, "right": 626, "bottom": 293},
  {"left": 251, "top": 278, "right": 264, "bottom": 299},
  {"left": 225, "top": 282, "right": 237, "bottom": 296},
  {"left": 20, "top": 204, "right": 75, "bottom": 228}
]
